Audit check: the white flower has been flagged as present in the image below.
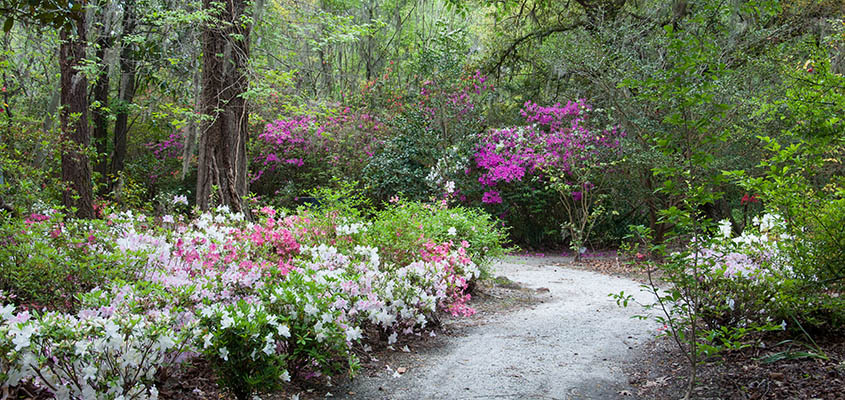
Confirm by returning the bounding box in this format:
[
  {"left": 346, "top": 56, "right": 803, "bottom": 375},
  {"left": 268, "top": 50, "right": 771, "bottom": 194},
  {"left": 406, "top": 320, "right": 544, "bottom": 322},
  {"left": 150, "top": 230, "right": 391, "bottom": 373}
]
[
  {"left": 219, "top": 347, "right": 229, "bottom": 361},
  {"left": 277, "top": 324, "right": 291, "bottom": 338},
  {"left": 104, "top": 320, "right": 120, "bottom": 340},
  {"left": 445, "top": 181, "right": 456, "bottom": 193},
  {"left": 304, "top": 303, "right": 319, "bottom": 316},
  {"left": 447, "top": 227, "right": 457, "bottom": 236},
  {"left": 220, "top": 313, "right": 234, "bottom": 329},
  {"left": 173, "top": 195, "right": 188, "bottom": 205},
  {"left": 203, "top": 333, "right": 213, "bottom": 349},
  {"left": 280, "top": 370, "right": 291, "bottom": 382},
  {"left": 345, "top": 326, "right": 362, "bottom": 342},
  {"left": 82, "top": 365, "right": 98, "bottom": 381},
  {"left": 718, "top": 219, "right": 732, "bottom": 238},
  {"left": 262, "top": 334, "right": 276, "bottom": 355},
  {"left": 158, "top": 333, "right": 175, "bottom": 351},
  {"left": 388, "top": 332, "right": 398, "bottom": 345},
  {"left": 0, "top": 304, "right": 14, "bottom": 320},
  {"left": 75, "top": 340, "right": 88, "bottom": 356}
]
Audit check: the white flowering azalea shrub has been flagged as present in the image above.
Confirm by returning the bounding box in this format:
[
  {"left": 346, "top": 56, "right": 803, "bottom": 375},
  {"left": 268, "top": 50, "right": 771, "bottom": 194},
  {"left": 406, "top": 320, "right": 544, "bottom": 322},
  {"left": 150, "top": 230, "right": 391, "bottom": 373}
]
[
  {"left": 0, "top": 192, "right": 506, "bottom": 399},
  {"left": 688, "top": 214, "right": 792, "bottom": 336},
  {"left": 196, "top": 301, "right": 292, "bottom": 400},
  {"left": 0, "top": 301, "right": 190, "bottom": 399}
]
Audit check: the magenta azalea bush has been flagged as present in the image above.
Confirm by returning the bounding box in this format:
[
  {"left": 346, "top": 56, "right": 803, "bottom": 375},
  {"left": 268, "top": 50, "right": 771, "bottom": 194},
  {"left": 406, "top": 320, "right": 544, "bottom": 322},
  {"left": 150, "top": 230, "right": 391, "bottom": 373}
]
[
  {"left": 249, "top": 108, "right": 387, "bottom": 205},
  {"left": 472, "top": 100, "right": 624, "bottom": 257},
  {"left": 0, "top": 195, "right": 504, "bottom": 399}
]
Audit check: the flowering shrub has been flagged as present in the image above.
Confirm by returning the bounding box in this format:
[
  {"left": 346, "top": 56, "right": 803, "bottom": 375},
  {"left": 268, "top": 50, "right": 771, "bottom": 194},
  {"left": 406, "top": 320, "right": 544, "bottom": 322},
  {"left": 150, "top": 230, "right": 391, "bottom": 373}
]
[
  {"left": 620, "top": 212, "right": 838, "bottom": 363},
  {"left": 689, "top": 215, "right": 789, "bottom": 333},
  {"left": 365, "top": 198, "right": 507, "bottom": 271},
  {"left": 472, "top": 100, "right": 624, "bottom": 256},
  {"left": 196, "top": 301, "right": 293, "bottom": 400},
  {"left": 363, "top": 71, "right": 492, "bottom": 203},
  {"left": 249, "top": 109, "right": 387, "bottom": 206},
  {"left": 0, "top": 193, "right": 503, "bottom": 398},
  {"left": 0, "top": 211, "right": 141, "bottom": 310},
  {"left": 0, "top": 302, "right": 191, "bottom": 399}
]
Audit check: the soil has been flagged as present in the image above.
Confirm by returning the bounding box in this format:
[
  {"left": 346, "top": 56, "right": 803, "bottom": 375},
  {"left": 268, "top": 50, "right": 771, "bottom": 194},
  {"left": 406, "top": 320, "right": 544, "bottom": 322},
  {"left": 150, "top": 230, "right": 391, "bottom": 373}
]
[{"left": 627, "top": 329, "right": 845, "bottom": 400}]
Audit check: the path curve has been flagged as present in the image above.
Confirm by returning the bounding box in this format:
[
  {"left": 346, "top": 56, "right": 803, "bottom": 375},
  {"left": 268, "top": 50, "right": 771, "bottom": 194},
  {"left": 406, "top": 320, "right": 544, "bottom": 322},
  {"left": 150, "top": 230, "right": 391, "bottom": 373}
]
[{"left": 340, "top": 256, "right": 658, "bottom": 400}]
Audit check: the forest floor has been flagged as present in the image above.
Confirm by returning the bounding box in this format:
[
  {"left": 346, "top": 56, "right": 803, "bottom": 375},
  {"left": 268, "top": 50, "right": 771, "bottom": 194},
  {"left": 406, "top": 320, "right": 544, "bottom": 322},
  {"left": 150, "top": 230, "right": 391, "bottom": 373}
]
[{"left": 170, "top": 256, "right": 844, "bottom": 400}]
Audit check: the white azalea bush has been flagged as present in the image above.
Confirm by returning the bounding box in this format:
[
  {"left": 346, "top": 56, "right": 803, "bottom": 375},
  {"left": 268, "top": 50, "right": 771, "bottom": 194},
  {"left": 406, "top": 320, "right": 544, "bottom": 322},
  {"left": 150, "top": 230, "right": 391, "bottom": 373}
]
[
  {"left": 689, "top": 214, "right": 791, "bottom": 337},
  {"left": 0, "top": 303, "right": 190, "bottom": 400},
  {"left": 622, "top": 213, "right": 802, "bottom": 360},
  {"left": 196, "top": 301, "right": 293, "bottom": 400},
  {"left": 0, "top": 192, "right": 506, "bottom": 399}
]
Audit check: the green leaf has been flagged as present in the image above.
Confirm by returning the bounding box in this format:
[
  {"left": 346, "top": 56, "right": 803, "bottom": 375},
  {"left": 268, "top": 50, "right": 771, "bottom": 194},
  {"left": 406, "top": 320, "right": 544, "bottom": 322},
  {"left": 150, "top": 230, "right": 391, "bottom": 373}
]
[{"left": 3, "top": 18, "right": 13, "bottom": 33}]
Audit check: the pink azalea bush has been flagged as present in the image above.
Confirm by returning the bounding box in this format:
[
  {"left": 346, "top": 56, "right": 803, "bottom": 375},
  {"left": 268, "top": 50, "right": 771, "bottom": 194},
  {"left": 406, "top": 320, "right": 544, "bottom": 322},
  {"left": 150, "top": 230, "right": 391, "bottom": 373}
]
[
  {"left": 472, "top": 100, "right": 624, "bottom": 257},
  {"left": 0, "top": 193, "right": 504, "bottom": 399},
  {"left": 249, "top": 109, "right": 387, "bottom": 204}
]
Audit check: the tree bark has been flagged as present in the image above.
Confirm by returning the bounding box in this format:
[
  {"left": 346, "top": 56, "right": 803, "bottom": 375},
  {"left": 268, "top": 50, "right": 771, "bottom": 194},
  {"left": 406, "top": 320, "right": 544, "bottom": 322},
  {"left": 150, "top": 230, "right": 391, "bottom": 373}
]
[
  {"left": 196, "top": 0, "right": 250, "bottom": 214},
  {"left": 91, "top": 26, "right": 111, "bottom": 187},
  {"left": 111, "top": 0, "right": 137, "bottom": 184},
  {"left": 59, "top": 17, "right": 95, "bottom": 219},
  {"left": 181, "top": 66, "right": 201, "bottom": 181}
]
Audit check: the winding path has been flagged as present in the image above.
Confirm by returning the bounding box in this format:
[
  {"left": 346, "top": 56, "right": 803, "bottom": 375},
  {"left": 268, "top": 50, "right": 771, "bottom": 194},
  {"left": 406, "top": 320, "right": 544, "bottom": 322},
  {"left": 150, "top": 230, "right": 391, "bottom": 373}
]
[{"left": 340, "top": 256, "right": 658, "bottom": 400}]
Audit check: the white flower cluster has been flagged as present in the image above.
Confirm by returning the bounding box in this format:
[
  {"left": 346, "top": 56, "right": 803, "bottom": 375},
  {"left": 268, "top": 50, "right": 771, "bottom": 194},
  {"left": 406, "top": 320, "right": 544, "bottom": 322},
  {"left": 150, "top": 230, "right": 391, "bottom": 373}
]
[
  {"left": 336, "top": 221, "right": 368, "bottom": 235},
  {"left": 198, "top": 302, "right": 291, "bottom": 362},
  {"left": 699, "top": 213, "right": 791, "bottom": 280},
  {"left": 1, "top": 306, "right": 189, "bottom": 399}
]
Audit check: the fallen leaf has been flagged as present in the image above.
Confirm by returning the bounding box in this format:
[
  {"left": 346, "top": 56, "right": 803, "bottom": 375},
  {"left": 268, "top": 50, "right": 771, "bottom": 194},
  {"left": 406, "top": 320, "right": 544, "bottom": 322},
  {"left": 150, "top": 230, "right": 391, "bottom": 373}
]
[{"left": 642, "top": 375, "right": 669, "bottom": 388}]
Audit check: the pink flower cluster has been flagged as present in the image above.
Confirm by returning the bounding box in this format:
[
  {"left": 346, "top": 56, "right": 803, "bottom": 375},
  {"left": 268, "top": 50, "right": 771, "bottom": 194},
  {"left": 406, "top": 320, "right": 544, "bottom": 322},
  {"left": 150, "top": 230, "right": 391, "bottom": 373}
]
[
  {"left": 252, "top": 109, "right": 386, "bottom": 184},
  {"left": 473, "top": 100, "right": 624, "bottom": 193}
]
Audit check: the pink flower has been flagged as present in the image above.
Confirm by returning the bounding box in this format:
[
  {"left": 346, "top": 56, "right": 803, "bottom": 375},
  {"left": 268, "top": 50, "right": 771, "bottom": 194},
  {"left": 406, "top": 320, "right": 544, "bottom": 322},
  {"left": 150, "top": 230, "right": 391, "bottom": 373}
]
[{"left": 481, "top": 191, "right": 502, "bottom": 204}]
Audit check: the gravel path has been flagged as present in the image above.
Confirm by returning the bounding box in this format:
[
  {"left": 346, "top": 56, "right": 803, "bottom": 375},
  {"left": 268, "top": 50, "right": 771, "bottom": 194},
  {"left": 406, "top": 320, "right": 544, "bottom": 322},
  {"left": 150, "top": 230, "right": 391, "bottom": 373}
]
[{"left": 338, "top": 256, "right": 658, "bottom": 400}]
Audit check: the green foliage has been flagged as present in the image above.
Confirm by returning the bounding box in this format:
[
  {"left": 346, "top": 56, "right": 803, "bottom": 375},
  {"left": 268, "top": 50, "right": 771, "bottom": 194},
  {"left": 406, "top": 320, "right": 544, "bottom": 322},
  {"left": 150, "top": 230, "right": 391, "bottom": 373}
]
[
  {"left": 363, "top": 123, "right": 437, "bottom": 203},
  {"left": 0, "top": 213, "right": 141, "bottom": 310},
  {"left": 197, "top": 301, "right": 293, "bottom": 400},
  {"left": 366, "top": 198, "right": 508, "bottom": 272},
  {"left": 728, "top": 51, "right": 845, "bottom": 332}
]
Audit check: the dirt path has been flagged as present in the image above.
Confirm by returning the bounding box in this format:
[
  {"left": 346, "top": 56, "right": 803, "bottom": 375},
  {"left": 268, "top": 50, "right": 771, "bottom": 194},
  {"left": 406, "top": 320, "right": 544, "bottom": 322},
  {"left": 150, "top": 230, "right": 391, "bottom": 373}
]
[{"left": 337, "top": 256, "right": 658, "bottom": 400}]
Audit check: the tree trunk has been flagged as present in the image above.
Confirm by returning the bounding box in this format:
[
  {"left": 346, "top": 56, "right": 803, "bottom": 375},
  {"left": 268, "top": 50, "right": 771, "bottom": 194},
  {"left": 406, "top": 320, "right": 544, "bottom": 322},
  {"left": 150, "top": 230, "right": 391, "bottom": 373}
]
[
  {"left": 111, "top": 0, "right": 137, "bottom": 185},
  {"left": 91, "top": 28, "right": 111, "bottom": 187},
  {"left": 181, "top": 66, "right": 201, "bottom": 181},
  {"left": 59, "top": 18, "right": 95, "bottom": 219},
  {"left": 196, "top": 0, "right": 251, "bottom": 214}
]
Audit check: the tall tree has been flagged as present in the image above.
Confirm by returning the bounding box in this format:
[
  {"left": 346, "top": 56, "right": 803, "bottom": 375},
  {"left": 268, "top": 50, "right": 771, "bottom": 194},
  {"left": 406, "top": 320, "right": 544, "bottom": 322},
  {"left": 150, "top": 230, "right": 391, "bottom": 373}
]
[
  {"left": 59, "top": 9, "right": 95, "bottom": 218},
  {"left": 91, "top": 2, "right": 114, "bottom": 186},
  {"left": 196, "top": 0, "right": 251, "bottom": 213},
  {"left": 1, "top": 0, "right": 95, "bottom": 218},
  {"left": 110, "top": 0, "right": 137, "bottom": 182}
]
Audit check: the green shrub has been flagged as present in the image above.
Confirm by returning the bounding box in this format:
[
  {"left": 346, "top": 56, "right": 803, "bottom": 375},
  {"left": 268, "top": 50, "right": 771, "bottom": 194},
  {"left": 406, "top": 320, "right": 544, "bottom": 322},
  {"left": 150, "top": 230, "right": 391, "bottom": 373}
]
[
  {"left": 366, "top": 199, "right": 508, "bottom": 273},
  {"left": 0, "top": 212, "right": 141, "bottom": 310}
]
